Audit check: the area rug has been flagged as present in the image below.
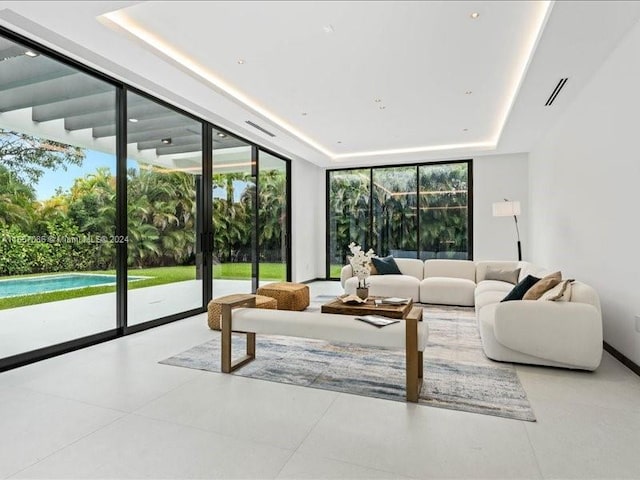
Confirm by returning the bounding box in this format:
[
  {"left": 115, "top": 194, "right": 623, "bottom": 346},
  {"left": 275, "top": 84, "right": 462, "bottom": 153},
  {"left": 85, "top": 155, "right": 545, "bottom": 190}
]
[{"left": 160, "top": 300, "right": 535, "bottom": 421}]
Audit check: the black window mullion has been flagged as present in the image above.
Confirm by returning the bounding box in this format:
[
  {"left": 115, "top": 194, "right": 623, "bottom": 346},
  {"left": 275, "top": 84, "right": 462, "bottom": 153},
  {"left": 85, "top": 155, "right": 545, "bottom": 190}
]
[{"left": 116, "top": 87, "right": 127, "bottom": 332}]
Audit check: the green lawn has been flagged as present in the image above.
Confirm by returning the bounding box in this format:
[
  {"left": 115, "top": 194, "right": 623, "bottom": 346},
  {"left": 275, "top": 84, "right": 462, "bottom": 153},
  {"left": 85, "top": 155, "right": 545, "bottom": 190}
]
[
  {"left": 0, "top": 263, "right": 285, "bottom": 310},
  {"left": 330, "top": 264, "right": 343, "bottom": 278}
]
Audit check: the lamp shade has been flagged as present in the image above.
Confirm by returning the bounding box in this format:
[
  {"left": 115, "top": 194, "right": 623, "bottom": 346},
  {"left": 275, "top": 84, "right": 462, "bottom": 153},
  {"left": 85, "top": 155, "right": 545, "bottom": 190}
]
[{"left": 492, "top": 200, "right": 521, "bottom": 217}]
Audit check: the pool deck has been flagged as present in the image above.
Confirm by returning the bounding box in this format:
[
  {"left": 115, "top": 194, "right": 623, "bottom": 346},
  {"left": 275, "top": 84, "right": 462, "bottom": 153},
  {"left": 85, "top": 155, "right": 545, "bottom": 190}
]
[{"left": 0, "top": 279, "right": 252, "bottom": 359}]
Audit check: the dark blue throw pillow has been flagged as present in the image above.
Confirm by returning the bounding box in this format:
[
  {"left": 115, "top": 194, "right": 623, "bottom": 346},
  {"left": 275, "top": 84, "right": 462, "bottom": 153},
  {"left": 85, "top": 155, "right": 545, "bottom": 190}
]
[
  {"left": 501, "top": 275, "right": 540, "bottom": 302},
  {"left": 371, "top": 256, "right": 402, "bottom": 275}
]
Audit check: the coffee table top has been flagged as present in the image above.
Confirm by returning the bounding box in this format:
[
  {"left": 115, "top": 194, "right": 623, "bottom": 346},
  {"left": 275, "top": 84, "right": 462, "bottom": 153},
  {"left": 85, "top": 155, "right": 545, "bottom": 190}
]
[{"left": 321, "top": 295, "right": 414, "bottom": 319}]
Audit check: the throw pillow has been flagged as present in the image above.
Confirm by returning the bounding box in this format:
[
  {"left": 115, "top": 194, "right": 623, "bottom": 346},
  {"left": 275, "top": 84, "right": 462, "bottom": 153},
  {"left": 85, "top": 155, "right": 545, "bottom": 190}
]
[
  {"left": 501, "top": 275, "right": 540, "bottom": 302},
  {"left": 485, "top": 267, "right": 521, "bottom": 285},
  {"left": 539, "top": 279, "right": 574, "bottom": 302},
  {"left": 522, "top": 271, "right": 562, "bottom": 300},
  {"left": 371, "top": 255, "right": 402, "bottom": 275}
]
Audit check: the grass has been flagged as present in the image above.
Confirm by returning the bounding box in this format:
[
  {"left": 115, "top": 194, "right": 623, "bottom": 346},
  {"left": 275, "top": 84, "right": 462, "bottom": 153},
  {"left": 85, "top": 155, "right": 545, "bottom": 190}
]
[
  {"left": 0, "top": 263, "right": 285, "bottom": 310},
  {"left": 330, "top": 264, "right": 343, "bottom": 279}
]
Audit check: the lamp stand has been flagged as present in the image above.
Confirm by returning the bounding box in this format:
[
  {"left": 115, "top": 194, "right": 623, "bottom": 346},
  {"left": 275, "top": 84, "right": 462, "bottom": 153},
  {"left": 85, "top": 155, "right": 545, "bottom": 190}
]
[{"left": 513, "top": 214, "right": 522, "bottom": 261}]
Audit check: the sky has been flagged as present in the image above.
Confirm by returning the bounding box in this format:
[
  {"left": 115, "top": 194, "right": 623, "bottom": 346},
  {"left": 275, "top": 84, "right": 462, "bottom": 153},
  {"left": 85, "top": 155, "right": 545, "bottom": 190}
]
[{"left": 35, "top": 149, "right": 117, "bottom": 200}]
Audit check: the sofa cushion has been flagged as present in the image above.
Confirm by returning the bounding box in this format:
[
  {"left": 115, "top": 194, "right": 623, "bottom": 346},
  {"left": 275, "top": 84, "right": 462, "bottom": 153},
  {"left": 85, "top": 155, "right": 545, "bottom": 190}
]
[
  {"left": 475, "top": 280, "right": 514, "bottom": 295},
  {"left": 371, "top": 256, "right": 402, "bottom": 275},
  {"left": 420, "top": 277, "right": 475, "bottom": 306},
  {"left": 344, "top": 275, "right": 421, "bottom": 302},
  {"left": 394, "top": 258, "right": 425, "bottom": 280},
  {"left": 484, "top": 267, "right": 521, "bottom": 285},
  {"left": 501, "top": 275, "right": 540, "bottom": 302},
  {"left": 475, "top": 290, "right": 508, "bottom": 312},
  {"left": 523, "top": 271, "right": 562, "bottom": 300},
  {"left": 424, "top": 259, "right": 476, "bottom": 281}
]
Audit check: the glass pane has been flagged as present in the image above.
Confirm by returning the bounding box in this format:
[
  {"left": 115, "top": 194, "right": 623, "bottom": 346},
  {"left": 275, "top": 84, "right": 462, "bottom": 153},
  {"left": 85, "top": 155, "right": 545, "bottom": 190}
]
[
  {"left": 0, "top": 36, "right": 116, "bottom": 357},
  {"left": 419, "top": 163, "right": 469, "bottom": 260},
  {"left": 258, "top": 150, "right": 287, "bottom": 286},
  {"left": 212, "top": 128, "right": 255, "bottom": 296},
  {"left": 126, "top": 92, "right": 203, "bottom": 325},
  {"left": 327, "top": 169, "right": 370, "bottom": 278},
  {"left": 372, "top": 167, "right": 418, "bottom": 258}
]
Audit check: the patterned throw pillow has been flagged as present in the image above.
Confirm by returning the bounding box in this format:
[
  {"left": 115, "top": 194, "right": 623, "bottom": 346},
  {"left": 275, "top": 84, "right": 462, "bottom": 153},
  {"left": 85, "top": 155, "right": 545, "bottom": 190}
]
[
  {"left": 501, "top": 275, "right": 540, "bottom": 302},
  {"left": 522, "top": 271, "right": 562, "bottom": 300},
  {"left": 485, "top": 267, "right": 521, "bottom": 285},
  {"left": 371, "top": 256, "right": 402, "bottom": 275},
  {"left": 539, "top": 279, "right": 574, "bottom": 302}
]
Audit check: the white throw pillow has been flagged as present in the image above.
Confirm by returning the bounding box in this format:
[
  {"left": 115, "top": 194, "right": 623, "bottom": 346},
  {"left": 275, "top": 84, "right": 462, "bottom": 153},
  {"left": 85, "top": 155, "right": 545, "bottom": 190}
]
[{"left": 539, "top": 279, "right": 573, "bottom": 302}]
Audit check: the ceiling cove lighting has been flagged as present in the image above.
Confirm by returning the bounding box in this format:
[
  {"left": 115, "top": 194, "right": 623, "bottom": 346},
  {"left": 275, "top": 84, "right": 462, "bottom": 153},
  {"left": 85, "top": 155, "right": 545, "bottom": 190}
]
[
  {"left": 100, "top": 10, "right": 333, "bottom": 158},
  {"left": 101, "top": 2, "right": 552, "bottom": 162}
]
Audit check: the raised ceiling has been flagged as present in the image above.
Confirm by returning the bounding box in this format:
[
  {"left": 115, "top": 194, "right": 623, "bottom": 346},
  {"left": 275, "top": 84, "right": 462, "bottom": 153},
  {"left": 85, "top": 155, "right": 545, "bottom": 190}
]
[{"left": 1, "top": 1, "right": 640, "bottom": 167}]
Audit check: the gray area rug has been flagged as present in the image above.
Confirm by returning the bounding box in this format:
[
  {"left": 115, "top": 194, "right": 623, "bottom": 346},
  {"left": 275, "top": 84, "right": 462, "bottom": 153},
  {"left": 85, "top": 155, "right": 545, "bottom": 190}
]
[{"left": 160, "top": 298, "right": 535, "bottom": 421}]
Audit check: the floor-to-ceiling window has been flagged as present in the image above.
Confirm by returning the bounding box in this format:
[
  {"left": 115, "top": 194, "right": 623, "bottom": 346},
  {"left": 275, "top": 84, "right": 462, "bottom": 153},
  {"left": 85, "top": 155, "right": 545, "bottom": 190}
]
[
  {"left": 0, "top": 35, "right": 118, "bottom": 358},
  {"left": 258, "top": 150, "right": 289, "bottom": 286},
  {"left": 125, "top": 91, "right": 204, "bottom": 325},
  {"left": 327, "top": 168, "right": 370, "bottom": 278},
  {"left": 211, "top": 127, "right": 256, "bottom": 296},
  {"left": 0, "top": 28, "right": 292, "bottom": 371},
  {"left": 326, "top": 160, "right": 472, "bottom": 278}
]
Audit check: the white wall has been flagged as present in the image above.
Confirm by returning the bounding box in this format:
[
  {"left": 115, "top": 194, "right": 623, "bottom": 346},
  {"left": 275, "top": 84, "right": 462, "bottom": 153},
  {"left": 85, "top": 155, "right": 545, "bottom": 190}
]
[
  {"left": 290, "top": 158, "right": 324, "bottom": 282},
  {"left": 473, "top": 153, "right": 530, "bottom": 261},
  {"left": 529, "top": 18, "right": 640, "bottom": 364}
]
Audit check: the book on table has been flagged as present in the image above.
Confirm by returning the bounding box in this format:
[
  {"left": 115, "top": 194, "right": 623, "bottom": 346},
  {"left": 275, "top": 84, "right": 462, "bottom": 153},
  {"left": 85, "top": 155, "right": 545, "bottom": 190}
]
[
  {"left": 376, "top": 297, "right": 411, "bottom": 305},
  {"left": 354, "top": 315, "right": 400, "bottom": 328}
]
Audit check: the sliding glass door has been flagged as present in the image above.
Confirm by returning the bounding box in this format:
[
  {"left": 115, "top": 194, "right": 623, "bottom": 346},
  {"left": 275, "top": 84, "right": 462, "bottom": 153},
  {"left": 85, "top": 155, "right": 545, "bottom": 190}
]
[
  {"left": 258, "top": 150, "right": 289, "bottom": 287},
  {"left": 211, "top": 128, "right": 256, "bottom": 296},
  {"left": 0, "top": 35, "right": 118, "bottom": 359},
  {"left": 125, "top": 92, "right": 204, "bottom": 326}
]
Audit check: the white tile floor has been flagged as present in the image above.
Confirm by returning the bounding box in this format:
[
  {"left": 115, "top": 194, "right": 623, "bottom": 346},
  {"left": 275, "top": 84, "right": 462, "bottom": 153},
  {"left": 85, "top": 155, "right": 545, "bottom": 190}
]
[{"left": 1, "top": 280, "right": 639, "bottom": 479}]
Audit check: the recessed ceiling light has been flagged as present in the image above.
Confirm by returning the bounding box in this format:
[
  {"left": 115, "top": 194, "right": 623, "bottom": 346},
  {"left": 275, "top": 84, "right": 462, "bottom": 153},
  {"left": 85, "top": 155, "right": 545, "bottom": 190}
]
[
  {"left": 128, "top": 118, "right": 139, "bottom": 123},
  {"left": 470, "top": 12, "right": 480, "bottom": 19},
  {"left": 379, "top": 106, "right": 386, "bottom": 110},
  {"left": 463, "top": 128, "right": 469, "bottom": 131},
  {"left": 301, "top": 112, "right": 308, "bottom": 116},
  {"left": 216, "top": 132, "right": 227, "bottom": 138},
  {"left": 465, "top": 91, "right": 473, "bottom": 95},
  {"left": 337, "top": 141, "right": 342, "bottom": 144},
  {"left": 374, "top": 99, "right": 382, "bottom": 103},
  {"left": 161, "top": 137, "right": 172, "bottom": 144},
  {"left": 237, "top": 59, "right": 245, "bottom": 65},
  {"left": 323, "top": 25, "right": 335, "bottom": 34},
  {"left": 24, "top": 50, "right": 39, "bottom": 57}
]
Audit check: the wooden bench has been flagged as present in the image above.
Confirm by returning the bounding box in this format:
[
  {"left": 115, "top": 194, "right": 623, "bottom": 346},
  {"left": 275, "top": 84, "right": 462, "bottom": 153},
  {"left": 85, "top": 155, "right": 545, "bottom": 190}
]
[{"left": 217, "top": 295, "right": 428, "bottom": 402}]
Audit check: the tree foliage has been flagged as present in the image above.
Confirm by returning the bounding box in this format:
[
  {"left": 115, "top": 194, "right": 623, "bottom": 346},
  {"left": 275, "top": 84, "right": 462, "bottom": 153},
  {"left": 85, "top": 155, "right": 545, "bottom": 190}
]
[
  {"left": 328, "top": 164, "right": 469, "bottom": 265},
  {"left": 0, "top": 129, "right": 84, "bottom": 184}
]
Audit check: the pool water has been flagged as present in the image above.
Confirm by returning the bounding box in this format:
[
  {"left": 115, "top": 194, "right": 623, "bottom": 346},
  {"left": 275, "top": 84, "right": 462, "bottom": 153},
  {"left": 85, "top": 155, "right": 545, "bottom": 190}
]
[{"left": 0, "top": 274, "right": 146, "bottom": 298}]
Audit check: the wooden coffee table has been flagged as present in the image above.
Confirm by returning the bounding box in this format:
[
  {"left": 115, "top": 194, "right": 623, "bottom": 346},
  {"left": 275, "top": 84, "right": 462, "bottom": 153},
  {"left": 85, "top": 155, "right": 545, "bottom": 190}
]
[{"left": 321, "top": 295, "right": 420, "bottom": 320}]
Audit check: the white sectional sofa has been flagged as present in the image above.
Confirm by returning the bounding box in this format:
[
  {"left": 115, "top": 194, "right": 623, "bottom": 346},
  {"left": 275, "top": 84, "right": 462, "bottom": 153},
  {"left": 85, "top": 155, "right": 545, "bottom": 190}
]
[{"left": 340, "top": 259, "right": 603, "bottom": 370}]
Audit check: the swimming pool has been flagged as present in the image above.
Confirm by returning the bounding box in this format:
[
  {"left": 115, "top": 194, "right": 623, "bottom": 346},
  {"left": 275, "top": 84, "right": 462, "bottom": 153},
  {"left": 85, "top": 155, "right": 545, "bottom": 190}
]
[{"left": 0, "top": 274, "right": 147, "bottom": 298}]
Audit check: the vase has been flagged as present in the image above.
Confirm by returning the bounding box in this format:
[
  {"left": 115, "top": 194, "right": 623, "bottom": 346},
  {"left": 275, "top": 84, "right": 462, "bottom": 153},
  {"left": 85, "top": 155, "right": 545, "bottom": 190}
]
[{"left": 356, "top": 287, "right": 369, "bottom": 300}]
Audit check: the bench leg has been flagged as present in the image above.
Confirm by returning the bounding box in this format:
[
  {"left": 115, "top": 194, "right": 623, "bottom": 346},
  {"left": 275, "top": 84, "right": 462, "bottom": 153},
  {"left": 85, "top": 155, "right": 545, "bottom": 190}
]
[
  {"left": 405, "top": 316, "right": 423, "bottom": 403},
  {"left": 221, "top": 304, "right": 256, "bottom": 373}
]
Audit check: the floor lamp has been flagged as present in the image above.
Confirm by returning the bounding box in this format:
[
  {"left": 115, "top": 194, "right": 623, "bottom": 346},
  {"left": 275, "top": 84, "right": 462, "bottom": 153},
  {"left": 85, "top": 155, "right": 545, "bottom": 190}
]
[{"left": 492, "top": 199, "right": 522, "bottom": 261}]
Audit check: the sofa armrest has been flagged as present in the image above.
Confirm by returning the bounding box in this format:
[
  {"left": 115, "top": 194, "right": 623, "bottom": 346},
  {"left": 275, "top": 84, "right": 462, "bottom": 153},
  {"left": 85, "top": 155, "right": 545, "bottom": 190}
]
[
  {"left": 493, "top": 300, "right": 603, "bottom": 369},
  {"left": 339, "top": 264, "right": 353, "bottom": 288}
]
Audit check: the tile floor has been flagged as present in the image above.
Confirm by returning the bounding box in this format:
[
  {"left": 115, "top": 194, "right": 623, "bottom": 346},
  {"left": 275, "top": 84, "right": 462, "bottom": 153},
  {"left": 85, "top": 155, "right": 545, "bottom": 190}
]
[{"left": 1, "top": 281, "right": 639, "bottom": 479}]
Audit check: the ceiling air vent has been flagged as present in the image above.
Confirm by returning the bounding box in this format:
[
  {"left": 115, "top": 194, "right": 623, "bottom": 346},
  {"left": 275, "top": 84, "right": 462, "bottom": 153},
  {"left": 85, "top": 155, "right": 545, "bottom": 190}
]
[
  {"left": 545, "top": 78, "right": 568, "bottom": 106},
  {"left": 245, "top": 120, "right": 276, "bottom": 137}
]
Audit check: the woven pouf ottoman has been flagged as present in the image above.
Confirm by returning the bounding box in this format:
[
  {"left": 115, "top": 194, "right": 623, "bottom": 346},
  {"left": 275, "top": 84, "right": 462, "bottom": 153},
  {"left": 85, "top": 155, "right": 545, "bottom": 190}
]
[
  {"left": 207, "top": 294, "right": 277, "bottom": 330},
  {"left": 256, "top": 282, "right": 310, "bottom": 311}
]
